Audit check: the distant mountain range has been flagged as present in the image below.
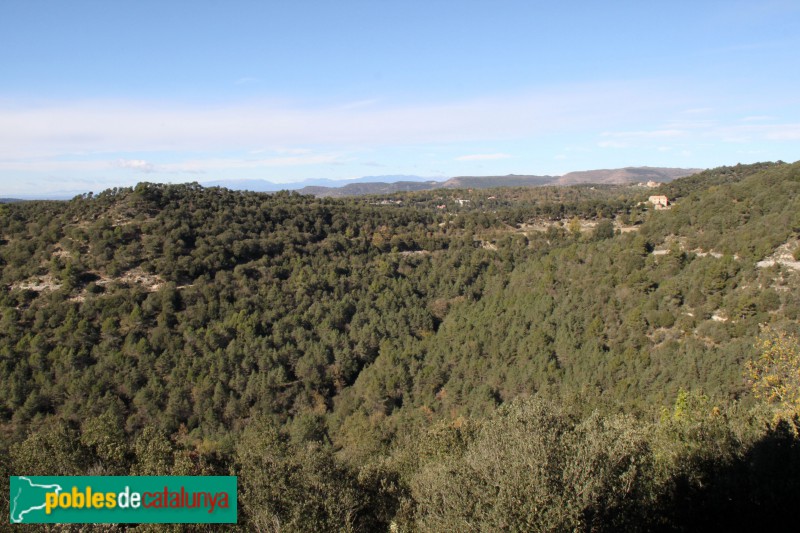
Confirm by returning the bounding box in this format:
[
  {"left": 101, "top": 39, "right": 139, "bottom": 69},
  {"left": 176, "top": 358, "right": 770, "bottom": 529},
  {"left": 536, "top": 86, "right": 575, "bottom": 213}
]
[
  {"left": 201, "top": 175, "right": 441, "bottom": 193},
  {"left": 286, "top": 167, "right": 703, "bottom": 197},
  {"left": 3, "top": 167, "right": 704, "bottom": 201}
]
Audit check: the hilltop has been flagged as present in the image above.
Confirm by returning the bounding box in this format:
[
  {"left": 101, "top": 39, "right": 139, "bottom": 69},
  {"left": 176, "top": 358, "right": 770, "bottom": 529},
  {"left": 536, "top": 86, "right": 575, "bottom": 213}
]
[
  {"left": 298, "top": 180, "right": 440, "bottom": 197},
  {"left": 557, "top": 166, "right": 703, "bottom": 185}
]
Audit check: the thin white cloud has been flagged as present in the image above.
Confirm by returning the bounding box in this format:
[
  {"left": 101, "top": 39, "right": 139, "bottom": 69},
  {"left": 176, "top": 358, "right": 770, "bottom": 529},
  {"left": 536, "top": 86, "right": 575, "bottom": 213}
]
[
  {"left": 602, "top": 129, "right": 685, "bottom": 139},
  {"left": 681, "top": 107, "right": 714, "bottom": 115},
  {"left": 0, "top": 81, "right": 679, "bottom": 160},
  {"left": 159, "top": 152, "right": 344, "bottom": 173},
  {"left": 717, "top": 123, "right": 800, "bottom": 142},
  {"left": 456, "top": 153, "right": 511, "bottom": 161},
  {"left": 740, "top": 115, "right": 775, "bottom": 122},
  {"left": 663, "top": 119, "right": 716, "bottom": 130},
  {"left": 336, "top": 99, "right": 381, "bottom": 110},
  {"left": 601, "top": 117, "right": 800, "bottom": 146},
  {"left": 702, "top": 40, "right": 786, "bottom": 55},
  {"left": 597, "top": 140, "right": 628, "bottom": 148},
  {"left": 2, "top": 79, "right": 798, "bottom": 190},
  {"left": 0, "top": 152, "right": 344, "bottom": 179},
  {"left": 763, "top": 124, "right": 800, "bottom": 140},
  {"left": 117, "top": 159, "right": 155, "bottom": 172},
  {"left": 0, "top": 159, "right": 112, "bottom": 173},
  {"left": 248, "top": 146, "right": 313, "bottom": 155}
]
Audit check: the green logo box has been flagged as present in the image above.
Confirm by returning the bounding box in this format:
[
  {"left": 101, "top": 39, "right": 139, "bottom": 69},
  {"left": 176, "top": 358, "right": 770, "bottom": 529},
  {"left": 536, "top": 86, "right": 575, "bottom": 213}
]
[{"left": 9, "top": 476, "right": 237, "bottom": 524}]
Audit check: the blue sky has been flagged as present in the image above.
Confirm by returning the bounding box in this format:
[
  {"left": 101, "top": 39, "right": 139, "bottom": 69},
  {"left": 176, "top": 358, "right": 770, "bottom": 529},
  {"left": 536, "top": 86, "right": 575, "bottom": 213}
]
[{"left": 1, "top": 1, "right": 799, "bottom": 195}]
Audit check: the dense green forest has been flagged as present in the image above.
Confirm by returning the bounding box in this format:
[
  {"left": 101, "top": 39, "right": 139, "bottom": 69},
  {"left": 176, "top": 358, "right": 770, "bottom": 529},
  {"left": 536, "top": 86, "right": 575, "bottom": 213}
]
[{"left": 1, "top": 161, "right": 800, "bottom": 531}]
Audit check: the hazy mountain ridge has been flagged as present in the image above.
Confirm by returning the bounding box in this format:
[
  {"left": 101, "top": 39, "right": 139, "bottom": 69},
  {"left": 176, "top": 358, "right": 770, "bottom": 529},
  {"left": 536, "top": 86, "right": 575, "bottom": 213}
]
[
  {"left": 201, "top": 175, "right": 443, "bottom": 193},
  {"left": 222, "top": 167, "right": 702, "bottom": 197},
  {"left": 4, "top": 168, "right": 702, "bottom": 200}
]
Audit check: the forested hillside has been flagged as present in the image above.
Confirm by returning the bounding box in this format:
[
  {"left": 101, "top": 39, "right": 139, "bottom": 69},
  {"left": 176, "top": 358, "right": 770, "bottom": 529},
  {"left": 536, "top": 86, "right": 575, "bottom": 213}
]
[{"left": 1, "top": 161, "right": 799, "bottom": 531}]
